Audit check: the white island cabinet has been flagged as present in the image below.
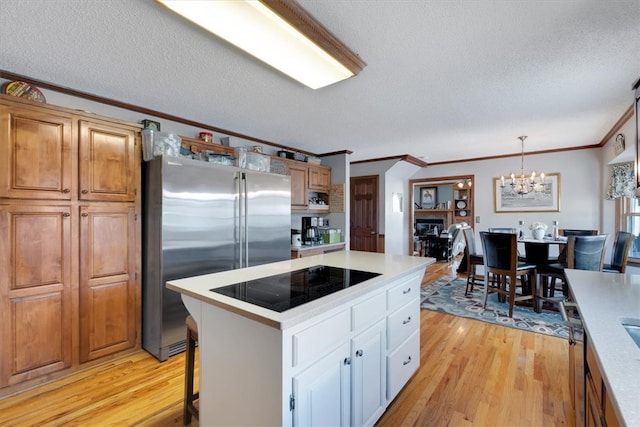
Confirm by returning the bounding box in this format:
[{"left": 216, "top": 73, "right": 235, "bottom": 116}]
[{"left": 167, "top": 251, "right": 433, "bottom": 427}]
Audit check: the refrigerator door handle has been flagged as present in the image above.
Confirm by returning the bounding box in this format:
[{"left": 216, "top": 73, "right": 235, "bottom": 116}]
[
  {"left": 242, "top": 172, "right": 249, "bottom": 267},
  {"left": 236, "top": 172, "right": 243, "bottom": 268}
]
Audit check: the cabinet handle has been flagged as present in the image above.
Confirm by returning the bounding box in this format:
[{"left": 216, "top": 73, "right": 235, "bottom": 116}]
[
  {"left": 81, "top": 189, "right": 88, "bottom": 194},
  {"left": 63, "top": 212, "right": 70, "bottom": 217},
  {"left": 82, "top": 213, "right": 88, "bottom": 217},
  {"left": 403, "top": 356, "right": 412, "bottom": 366},
  {"left": 402, "top": 288, "right": 411, "bottom": 294},
  {"left": 62, "top": 188, "right": 70, "bottom": 193},
  {"left": 402, "top": 316, "right": 412, "bottom": 325},
  {"left": 343, "top": 357, "right": 351, "bottom": 365},
  {"left": 355, "top": 349, "right": 363, "bottom": 357}
]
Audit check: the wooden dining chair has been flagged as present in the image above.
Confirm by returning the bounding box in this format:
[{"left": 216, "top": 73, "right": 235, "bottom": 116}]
[
  {"left": 602, "top": 231, "right": 635, "bottom": 273},
  {"left": 479, "top": 231, "right": 537, "bottom": 318},
  {"left": 538, "top": 235, "right": 608, "bottom": 309},
  {"left": 556, "top": 229, "right": 599, "bottom": 263},
  {"left": 462, "top": 227, "right": 484, "bottom": 296}
]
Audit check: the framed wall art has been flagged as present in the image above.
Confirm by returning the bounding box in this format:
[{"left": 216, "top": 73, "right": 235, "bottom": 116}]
[
  {"left": 420, "top": 187, "right": 437, "bottom": 209},
  {"left": 494, "top": 173, "right": 560, "bottom": 212}
]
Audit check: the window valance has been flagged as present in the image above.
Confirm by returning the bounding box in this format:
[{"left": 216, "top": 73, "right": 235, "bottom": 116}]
[{"left": 605, "top": 162, "right": 635, "bottom": 200}]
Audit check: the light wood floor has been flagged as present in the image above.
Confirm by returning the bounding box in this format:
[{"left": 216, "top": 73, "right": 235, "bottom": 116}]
[{"left": 0, "top": 259, "right": 574, "bottom": 426}]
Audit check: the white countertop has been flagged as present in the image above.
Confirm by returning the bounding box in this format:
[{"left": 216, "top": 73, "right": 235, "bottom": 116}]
[
  {"left": 565, "top": 269, "right": 640, "bottom": 426},
  {"left": 167, "top": 251, "right": 433, "bottom": 330}
]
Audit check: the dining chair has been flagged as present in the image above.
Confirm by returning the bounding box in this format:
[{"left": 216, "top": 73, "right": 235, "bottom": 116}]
[
  {"left": 462, "top": 227, "right": 484, "bottom": 296},
  {"left": 556, "top": 228, "right": 599, "bottom": 263},
  {"left": 538, "top": 235, "right": 608, "bottom": 309},
  {"left": 602, "top": 231, "right": 634, "bottom": 273},
  {"left": 479, "top": 231, "right": 537, "bottom": 318}
]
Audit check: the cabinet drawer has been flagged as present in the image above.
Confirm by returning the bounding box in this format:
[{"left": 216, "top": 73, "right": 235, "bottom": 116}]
[
  {"left": 387, "top": 329, "right": 420, "bottom": 401},
  {"left": 387, "top": 298, "right": 419, "bottom": 350},
  {"left": 387, "top": 273, "right": 420, "bottom": 312},
  {"left": 351, "top": 291, "right": 386, "bottom": 331},
  {"left": 292, "top": 310, "right": 350, "bottom": 368}
]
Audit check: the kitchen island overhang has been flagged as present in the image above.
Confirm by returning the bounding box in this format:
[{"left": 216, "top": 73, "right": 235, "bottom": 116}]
[
  {"left": 167, "top": 250, "right": 433, "bottom": 427},
  {"left": 167, "top": 250, "right": 433, "bottom": 330}
]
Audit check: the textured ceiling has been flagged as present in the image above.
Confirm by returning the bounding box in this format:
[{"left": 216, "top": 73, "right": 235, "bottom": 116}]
[{"left": 1, "top": 0, "right": 639, "bottom": 162}]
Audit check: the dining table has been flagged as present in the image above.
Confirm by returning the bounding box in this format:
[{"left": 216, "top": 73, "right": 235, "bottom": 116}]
[{"left": 518, "top": 236, "right": 568, "bottom": 311}]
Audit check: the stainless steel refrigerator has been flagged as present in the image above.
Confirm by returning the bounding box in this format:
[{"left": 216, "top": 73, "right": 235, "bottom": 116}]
[{"left": 142, "top": 156, "right": 291, "bottom": 361}]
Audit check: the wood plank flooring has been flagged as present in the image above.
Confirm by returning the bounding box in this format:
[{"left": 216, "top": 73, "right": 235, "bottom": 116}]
[{"left": 0, "top": 258, "right": 574, "bottom": 426}]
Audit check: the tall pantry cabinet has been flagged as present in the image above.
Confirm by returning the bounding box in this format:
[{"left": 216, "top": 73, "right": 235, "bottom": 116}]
[{"left": 0, "top": 95, "right": 141, "bottom": 394}]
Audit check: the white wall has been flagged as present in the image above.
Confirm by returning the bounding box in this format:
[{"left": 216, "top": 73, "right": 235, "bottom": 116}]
[
  {"left": 384, "top": 161, "right": 421, "bottom": 255},
  {"left": 411, "top": 148, "right": 602, "bottom": 254}
]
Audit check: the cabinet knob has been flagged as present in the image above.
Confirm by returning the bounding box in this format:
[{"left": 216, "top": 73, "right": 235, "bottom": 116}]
[
  {"left": 343, "top": 357, "right": 352, "bottom": 365},
  {"left": 81, "top": 213, "right": 88, "bottom": 217},
  {"left": 403, "top": 356, "right": 412, "bottom": 366},
  {"left": 81, "top": 189, "right": 88, "bottom": 194},
  {"left": 62, "top": 188, "right": 70, "bottom": 193},
  {"left": 355, "top": 349, "right": 363, "bottom": 357},
  {"left": 402, "top": 288, "right": 411, "bottom": 294},
  {"left": 402, "top": 316, "right": 412, "bottom": 325},
  {"left": 63, "top": 212, "right": 70, "bottom": 217}
]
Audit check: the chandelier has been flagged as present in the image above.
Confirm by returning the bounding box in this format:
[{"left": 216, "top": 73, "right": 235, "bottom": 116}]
[{"left": 500, "top": 136, "right": 545, "bottom": 196}]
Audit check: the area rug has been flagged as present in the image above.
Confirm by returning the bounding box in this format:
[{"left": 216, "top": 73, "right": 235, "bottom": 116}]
[{"left": 421, "top": 275, "right": 580, "bottom": 340}]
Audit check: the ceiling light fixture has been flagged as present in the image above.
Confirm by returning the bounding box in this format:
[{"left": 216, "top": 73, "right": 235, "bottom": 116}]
[
  {"left": 500, "top": 136, "right": 545, "bottom": 196},
  {"left": 157, "top": 0, "right": 366, "bottom": 89},
  {"left": 457, "top": 179, "right": 472, "bottom": 189}
]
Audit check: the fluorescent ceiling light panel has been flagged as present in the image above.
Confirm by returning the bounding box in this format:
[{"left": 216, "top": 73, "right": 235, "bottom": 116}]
[{"left": 158, "top": 0, "right": 365, "bottom": 89}]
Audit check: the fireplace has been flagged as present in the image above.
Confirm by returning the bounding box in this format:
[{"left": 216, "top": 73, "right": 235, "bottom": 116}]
[{"left": 415, "top": 218, "right": 445, "bottom": 236}]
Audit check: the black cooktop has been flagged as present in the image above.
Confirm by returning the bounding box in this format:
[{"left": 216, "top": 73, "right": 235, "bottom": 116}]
[{"left": 211, "top": 265, "right": 380, "bottom": 313}]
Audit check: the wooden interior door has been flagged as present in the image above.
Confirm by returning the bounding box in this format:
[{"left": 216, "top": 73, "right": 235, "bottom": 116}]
[{"left": 350, "top": 175, "right": 379, "bottom": 252}]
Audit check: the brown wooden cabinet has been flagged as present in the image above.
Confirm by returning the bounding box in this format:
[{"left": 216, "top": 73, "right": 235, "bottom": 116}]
[
  {"left": 285, "top": 160, "right": 331, "bottom": 212},
  {"left": 0, "top": 203, "right": 73, "bottom": 388},
  {"left": 78, "top": 120, "right": 137, "bottom": 202},
  {"left": 453, "top": 187, "right": 472, "bottom": 224},
  {"left": 0, "top": 95, "right": 141, "bottom": 395},
  {"left": 0, "top": 105, "right": 73, "bottom": 200},
  {"left": 288, "top": 161, "right": 309, "bottom": 210},
  {"left": 308, "top": 164, "right": 330, "bottom": 192},
  {"left": 585, "top": 338, "right": 621, "bottom": 427},
  {"left": 79, "top": 205, "right": 137, "bottom": 363}
]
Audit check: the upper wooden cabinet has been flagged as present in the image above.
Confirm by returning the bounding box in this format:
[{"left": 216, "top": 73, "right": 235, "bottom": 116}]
[
  {"left": 79, "top": 120, "right": 137, "bottom": 202},
  {"left": 284, "top": 159, "right": 331, "bottom": 212},
  {"left": 308, "top": 165, "right": 330, "bottom": 192},
  {"left": 0, "top": 105, "right": 74, "bottom": 200},
  {"left": 288, "top": 161, "right": 309, "bottom": 209}
]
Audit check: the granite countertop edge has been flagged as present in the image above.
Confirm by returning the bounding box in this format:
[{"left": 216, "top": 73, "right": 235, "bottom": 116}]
[{"left": 565, "top": 269, "right": 640, "bottom": 427}]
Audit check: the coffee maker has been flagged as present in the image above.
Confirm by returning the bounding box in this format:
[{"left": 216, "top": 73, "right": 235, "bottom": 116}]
[{"left": 302, "top": 216, "right": 320, "bottom": 245}]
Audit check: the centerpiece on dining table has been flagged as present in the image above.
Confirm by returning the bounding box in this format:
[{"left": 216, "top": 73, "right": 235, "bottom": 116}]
[{"left": 529, "top": 222, "right": 548, "bottom": 240}]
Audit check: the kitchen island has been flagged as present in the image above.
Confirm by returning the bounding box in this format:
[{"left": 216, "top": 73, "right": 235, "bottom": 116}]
[
  {"left": 565, "top": 269, "right": 640, "bottom": 427},
  {"left": 167, "top": 250, "right": 433, "bottom": 427}
]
